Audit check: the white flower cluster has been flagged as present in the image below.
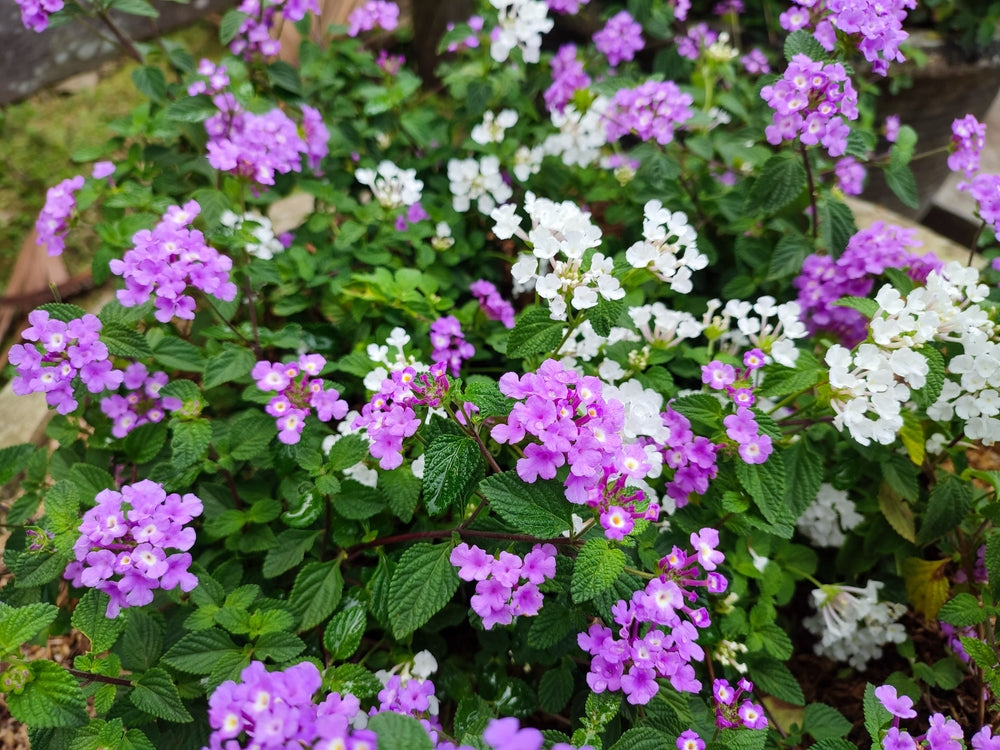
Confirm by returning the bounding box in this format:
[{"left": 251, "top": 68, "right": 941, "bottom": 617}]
[
  {"left": 629, "top": 303, "right": 704, "bottom": 348},
  {"left": 363, "top": 327, "right": 429, "bottom": 393},
  {"left": 706, "top": 296, "right": 807, "bottom": 367},
  {"left": 471, "top": 109, "right": 518, "bottom": 145},
  {"left": 489, "top": 0, "right": 553, "bottom": 64},
  {"left": 804, "top": 580, "right": 907, "bottom": 670},
  {"left": 828, "top": 262, "right": 998, "bottom": 446},
  {"left": 355, "top": 160, "right": 423, "bottom": 209},
  {"left": 796, "top": 483, "right": 864, "bottom": 547},
  {"left": 542, "top": 98, "right": 610, "bottom": 168},
  {"left": 714, "top": 639, "right": 749, "bottom": 674},
  {"left": 512, "top": 144, "right": 544, "bottom": 181},
  {"left": 448, "top": 155, "right": 513, "bottom": 214},
  {"left": 220, "top": 210, "right": 284, "bottom": 260},
  {"left": 625, "top": 200, "right": 707, "bottom": 294},
  {"left": 498, "top": 193, "right": 624, "bottom": 320}
]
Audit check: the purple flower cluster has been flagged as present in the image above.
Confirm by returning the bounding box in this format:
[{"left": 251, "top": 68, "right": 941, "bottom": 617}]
[
  {"left": 761, "top": 54, "right": 858, "bottom": 157},
  {"left": 959, "top": 173, "right": 1000, "bottom": 235},
  {"left": 100, "top": 363, "right": 182, "bottom": 438},
  {"left": 604, "top": 80, "right": 693, "bottom": 146},
  {"left": 470, "top": 279, "right": 515, "bottom": 328},
  {"left": 836, "top": 156, "right": 867, "bottom": 196},
  {"left": 347, "top": 0, "right": 400, "bottom": 36},
  {"left": 450, "top": 543, "right": 556, "bottom": 629},
  {"left": 15, "top": 0, "right": 63, "bottom": 31},
  {"left": 676, "top": 23, "right": 717, "bottom": 61},
  {"left": 229, "top": 0, "right": 320, "bottom": 59},
  {"left": 64, "top": 479, "right": 202, "bottom": 618},
  {"left": 544, "top": 44, "right": 592, "bottom": 114},
  {"left": 36, "top": 175, "right": 84, "bottom": 256},
  {"left": 206, "top": 96, "right": 328, "bottom": 186},
  {"left": 741, "top": 48, "right": 771, "bottom": 75},
  {"left": 491, "top": 359, "right": 628, "bottom": 501},
  {"left": 703, "top": 350, "right": 773, "bottom": 464},
  {"left": 780, "top": 0, "right": 915, "bottom": 76},
  {"left": 949, "top": 114, "right": 988, "bottom": 179},
  {"left": 370, "top": 674, "right": 444, "bottom": 744},
  {"left": 252, "top": 354, "right": 349, "bottom": 444},
  {"left": 677, "top": 730, "right": 706, "bottom": 750},
  {"left": 875, "top": 684, "right": 1000, "bottom": 750},
  {"left": 206, "top": 661, "right": 375, "bottom": 750},
  {"left": 643, "top": 408, "right": 720, "bottom": 509},
  {"left": 712, "top": 678, "right": 767, "bottom": 729},
  {"left": 475, "top": 717, "right": 593, "bottom": 750},
  {"left": 429, "top": 315, "right": 475, "bottom": 377},
  {"left": 578, "top": 529, "right": 727, "bottom": 705},
  {"left": 593, "top": 10, "right": 644, "bottom": 67},
  {"left": 352, "top": 369, "right": 424, "bottom": 470},
  {"left": 8, "top": 311, "right": 123, "bottom": 414},
  {"left": 546, "top": 0, "right": 588, "bottom": 13},
  {"left": 794, "top": 221, "right": 942, "bottom": 346},
  {"left": 109, "top": 200, "right": 237, "bottom": 323},
  {"left": 187, "top": 59, "right": 230, "bottom": 97}
]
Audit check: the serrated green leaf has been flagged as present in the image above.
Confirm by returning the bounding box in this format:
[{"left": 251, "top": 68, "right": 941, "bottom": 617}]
[
  {"left": 162, "top": 629, "right": 240, "bottom": 674},
  {"left": 388, "top": 543, "right": 460, "bottom": 639},
  {"left": 0, "top": 444, "right": 34, "bottom": 486},
  {"left": 220, "top": 11, "right": 248, "bottom": 44},
  {"left": 229, "top": 411, "right": 276, "bottom": 460},
  {"left": 0, "top": 602, "right": 59, "bottom": 653},
  {"left": 912, "top": 346, "right": 945, "bottom": 409},
  {"left": 171, "top": 418, "right": 212, "bottom": 468},
  {"left": 862, "top": 682, "right": 892, "bottom": 741},
  {"left": 381, "top": 468, "right": 421, "bottom": 522},
  {"left": 37, "top": 302, "right": 88, "bottom": 322},
  {"left": 6, "top": 661, "right": 88, "bottom": 728},
  {"left": 883, "top": 453, "right": 919, "bottom": 502},
  {"left": 101, "top": 323, "right": 154, "bottom": 359},
  {"left": 767, "top": 234, "right": 814, "bottom": 280},
  {"left": 130, "top": 667, "right": 193, "bottom": 722},
  {"left": 68, "top": 464, "right": 115, "bottom": 497},
  {"left": 464, "top": 378, "right": 513, "bottom": 418},
  {"left": 748, "top": 656, "right": 804, "bottom": 705},
  {"left": 116, "top": 610, "right": 163, "bottom": 673},
  {"left": 528, "top": 601, "right": 580, "bottom": 649},
  {"left": 263, "top": 529, "right": 321, "bottom": 578},
  {"left": 267, "top": 61, "right": 302, "bottom": 95},
  {"left": 784, "top": 29, "right": 831, "bottom": 60},
  {"left": 781, "top": 439, "right": 824, "bottom": 516},
  {"left": 325, "top": 663, "right": 382, "bottom": 699},
  {"left": 479, "top": 472, "right": 572, "bottom": 537},
  {"left": 290, "top": 560, "right": 344, "bottom": 631},
  {"left": 987, "top": 533, "right": 1000, "bottom": 599},
  {"left": 917, "top": 476, "right": 972, "bottom": 545},
  {"left": 938, "top": 593, "right": 990, "bottom": 627},
  {"left": 131, "top": 66, "right": 167, "bottom": 103},
  {"left": 833, "top": 296, "right": 879, "bottom": 318},
  {"left": 326, "top": 434, "right": 371, "bottom": 472},
  {"left": 367, "top": 708, "right": 434, "bottom": 750},
  {"left": 160, "top": 379, "right": 201, "bottom": 404},
  {"left": 323, "top": 606, "right": 367, "bottom": 660},
  {"left": 123, "top": 421, "right": 169, "bottom": 464},
  {"left": 588, "top": 294, "right": 623, "bottom": 338},
  {"left": 572, "top": 539, "right": 626, "bottom": 603},
  {"left": 11, "top": 549, "right": 70, "bottom": 588},
  {"left": 747, "top": 154, "right": 806, "bottom": 214},
  {"left": 817, "top": 195, "right": 856, "bottom": 256},
  {"left": 885, "top": 164, "right": 919, "bottom": 209},
  {"left": 164, "top": 95, "right": 216, "bottom": 123},
  {"left": 757, "top": 622, "right": 794, "bottom": 659},
  {"left": 538, "top": 665, "right": 574, "bottom": 713},
  {"left": 804, "top": 702, "right": 852, "bottom": 740},
  {"left": 149, "top": 333, "right": 205, "bottom": 373},
  {"left": 335, "top": 480, "right": 387, "bottom": 520},
  {"left": 71, "top": 591, "right": 125, "bottom": 653},
  {"left": 253, "top": 631, "right": 306, "bottom": 662},
  {"left": 202, "top": 346, "right": 255, "bottom": 390},
  {"left": 719, "top": 728, "right": 767, "bottom": 750},
  {"left": 507, "top": 305, "right": 564, "bottom": 358},
  {"left": 736, "top": 451, "right": 793, "bottom": 538},
  {"left": 422, "top": 434, "right": 484, "bottom": 516},
  {"left": 878, "top": 482, "right": 916, "bottom": 543},
  {"left": 959, "top": 635, "right": 998, "bottom": 670}
]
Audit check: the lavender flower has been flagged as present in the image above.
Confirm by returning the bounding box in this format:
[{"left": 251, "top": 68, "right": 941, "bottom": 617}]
[
  {"left": 604, "top": 80, "right": 693, "bottom": 146},
  {"left": 64, "top": 479, "right": 202, "bottom": 617},
  {"left": 470, "top": 280, "right": 516, "bottom": 328},
  {"left": 593, "top": 10, "right": 644, "bottom": 67},
  {"left": 15, "top": 0, "right": 63, "bottom": 31},
  {"left": 450, "top": 543, "right": 556, "bottom": 629},
  {"left": 36, "top": 175, "right": 84, "bottom": 256},
  {"left": 347, "top": 0, "right": 400, "bottom": 36},
  {"left": 252, "top": 354, "right": 349, "bottom": 444},
  {"left": 948, "top": 114, "right": 987, "bottom": 178},
  {"left": 429, "top": 316, "right": 475, "bottom": 376},
  {"left": 100, "top": 363, "right": 182, "bottom": 438},
  {"left": 109, "top": 200, "right": 238, "bottom": 323},
  {"left": 229, "top": 0, "right": 320, "bottom": 58}
]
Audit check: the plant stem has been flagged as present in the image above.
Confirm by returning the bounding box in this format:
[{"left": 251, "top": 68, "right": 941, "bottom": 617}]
[
  {"left": 968, "top": 219, "right": 986, "bottom": 267},
  {"left": 95, "top": 10, "right": 146, "bottom": 64},
  {"left": 800, "top": 146, "right": 818, "bottom": 241},
  {"left": 67, "top": 668, "right": 133, "bottom": 687}
]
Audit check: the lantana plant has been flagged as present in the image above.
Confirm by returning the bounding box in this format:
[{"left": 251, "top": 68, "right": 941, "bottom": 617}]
[{"left": 5, "top": 0, "right": 1000, "bottom": 748}]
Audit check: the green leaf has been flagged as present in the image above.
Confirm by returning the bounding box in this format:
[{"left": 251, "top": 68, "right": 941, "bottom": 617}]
[
  {"left": 388, "top": 543, "right": 460, "bottom": 639},
  {"left": 0, "top": 444, "right": 34, "bottom": 486},
  {"left": 323, "top": 606, "right": 367, "bottom": 661},
  {"left": 588, "top": 294, "right": 624, "bottom": 338},
  {"left": 123, "top": 421, "right": 169, "bottom": 464},
  {"left": 10, "top": 549, "right": 70, "bottom": 587},
  {"left": 0, "top": 602, "right": 59, "bottom": 654},
  {"left": 164, "top": 95, "right": 216, "bottom": 123},
  {"left": 171, "top": 418, "right": 212, "bottom": 468},
  {"left": 767, "top": 234, "right": 814, "bottom": 281},
  {"left": 160, "top": 379, "right": 202, "bottom": 404},
  {"left": 863, "top": 682, "right": 892, "bottom": 741},
  {"left": 834, "top": 295, "right": 879, "bottom": 318},
  {"left": 506, "top": 305, "right": 564, "bottom": 358},
  {"left": 671, "top": 393, "right": 722, "bottom": 432},
  {"left": 6, "top": 661, "right": 88, "bottom": 728},
  {"left": 37, "top": 302, "right": 87, "bottom": 322},
  {"left": 608, "top": 727, "right": 672, "bottom": 750},
  {"left": 804, "top": 703, "right": 852, "bottom": 740},
  {"left": 959, "top": 635, "right": 998, "bottom": 670},
  {"left": 381, "top": 468, "right": 421, "bottom": 523},
  {"left": 253, "top": 631, "right": 306, "bottom": 662},
  {"left": 479, "top": 472, "right": 573, "bottom": 537},
  {"left": 538, "top": 664, "right": 574, "bottom": 713},
  {"left": 422, "top": 434, "right": 483, "bottom": 517},
  {"left": 571, "top": 538, "right": 626, "bottom": 603},
  {"left": 68, "top": 464, "right": 115, "bottom": 497},
  {"left": 912, "top": 346, "right": 945, "bottom": 409},
  {"left": 109, "top": 0, "right": 158, "bottom": 16},
  {"left": 464, "top": 378, "right": 514, "bottom": 419},
  {"left": 325, "top": 663, "right": 383, "bottom": 699},
  {"left": 784, "top": 29, "right": 831, "bottom": 60},
  {"left": 202, "top": 346, "right": 255, "bottom": 390},
  {"left": 885, "top": 164, "right": 919, "bottom": 209},
  {"left": 938, "top": 593, "right": 990, "bottom": 627},
  {"left": 149, "top": 333, "right": 205, "bottom": 373},
  {"left": 747, "top": 154, "right": 806, "bottom": 215},
  {"left": 878, "top": 483, "right": 916, "bottom": 544},
  {"left": 219, "top": 9, "right": 248, "bottom": 44},
  {"left": 917, "top": 476, "right": 972, "bottom": 545},
  {"left": 71, "top": 591, "right": 125, "bottom": 653},
  {"left": 528, "top": 601, "right": 583, "bottom": 649},
  {"left": 116, "top": 610, "right": 163, "bottom": 673},
  {"left": 131, "top": 66, "right": 167, "bottom": 103},
  {"left": 368, "top": 709, "right": 434, "bottom": 750},
  {"left": 748, "top": 656, "right": 804, "bottom": 705},
  {"left": 326, "top": 434, "right": 371, "bottom": 472},
  {"left": 267, "top": 61, "right": 302, "bottom": 95},
  {"left": 290, "top": 560, "right": 344, "bottom": 631},
  {"left": 162, "top": 629, "right": 240, "bottom": 674},
  {"left": 100, "top": 323, "right": 153, "bottom": 359},
  {"left": 229, "top": 411, "right": 276, "bottom": 460},
  {"left": 781, "top": 439, "right": 824, "bottom": 517},
  {"left": 987, "top": 533, "right": 1000, "bottom": 599},
  {"left": 334, "top": 480, "right": 386, "bottom": 520},
  {"left": 130, "top": 667, "right": 193, "bottom": 722},
  {"left": 263, "top": 529, "right": 321, "bottom": 578},
  {"left": 736, "top": 451, "right": 793, "bottom": 538},
  {"left": 817, "top": 195, "right": 857, "bottom": 256}
]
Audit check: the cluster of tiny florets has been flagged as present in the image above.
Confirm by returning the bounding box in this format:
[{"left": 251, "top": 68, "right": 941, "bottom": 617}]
[
  {"left": 450, "top": 543, "right": 557, "bottom": 629},
  {"left": 252, "top": 354, "right": 349, "bottom": 444},
  {"left": 228, "top": 0, "right": 320, "bottom": 58},
  {"left": 36, "top": 175, "right": 84, "bottom": 256},
  {"left": 100, "top": 363, "right": 181, "bottom": 438},
  {"left": 64, "top": 479, "right": 202, "bottom": 618}
]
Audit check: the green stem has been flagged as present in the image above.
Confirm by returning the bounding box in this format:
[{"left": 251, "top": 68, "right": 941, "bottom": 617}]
[
  {"left": 800, "top": 145, "right": 818, "bottom": 241},
  {"left": 67, "top": 668, "right": 133, "bottom": 687},
  {"left": 968, "top": 219, "right": 987, "bottom": 267}
]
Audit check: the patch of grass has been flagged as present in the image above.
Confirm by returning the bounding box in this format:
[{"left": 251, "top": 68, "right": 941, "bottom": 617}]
[{"left": 0, "top": 22, "right": 224, "bottom": 294}]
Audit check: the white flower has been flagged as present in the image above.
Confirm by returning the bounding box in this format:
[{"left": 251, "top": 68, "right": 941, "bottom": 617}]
[
  {"left": 797, "top": 483, "right": 863, "bottom": 547},
  {"left": 355, "top": 160, "right": 423, "bottom": 209},
  {"left": 448, "top": 155, "right": 513, "bottom": 214},
  {"left": 489, "top": 0, "right": 553, "bottom": 64},
  {"left": 471, "top": 109, "right": 518, "bottom": 145},
  {"left": 490, "top": 204, "right": 522, "bottom": 240}
]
